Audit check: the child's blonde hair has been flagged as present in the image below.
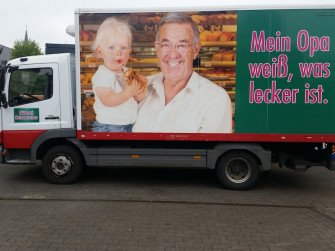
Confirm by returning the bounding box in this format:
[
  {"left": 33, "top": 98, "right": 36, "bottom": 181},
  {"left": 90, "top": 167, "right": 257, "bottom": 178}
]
[{"left": 92, "top": 17, "right": 132, "bottom": 51}]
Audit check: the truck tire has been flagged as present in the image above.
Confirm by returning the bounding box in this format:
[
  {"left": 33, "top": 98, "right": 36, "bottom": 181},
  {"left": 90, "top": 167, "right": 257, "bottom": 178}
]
[
  {"left": 42, "top": 145, "right": 83, "bottom": 184},
  {"left": 216, "top": 151, "right": 260, "bottom": 190}
]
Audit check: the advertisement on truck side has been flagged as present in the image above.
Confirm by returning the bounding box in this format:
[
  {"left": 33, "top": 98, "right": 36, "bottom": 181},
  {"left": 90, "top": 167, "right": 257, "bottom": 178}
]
[{"left": 78, "top": 9, "right": 335, "bottom": 135}]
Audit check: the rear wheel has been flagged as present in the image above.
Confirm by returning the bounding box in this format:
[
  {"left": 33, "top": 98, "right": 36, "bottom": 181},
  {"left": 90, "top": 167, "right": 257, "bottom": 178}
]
[
  {"left": 216, "top": 151, "right": 260, "bottom": 190},
  {"left": 42, "top": 145, "right": 83, "bottom": 184}
]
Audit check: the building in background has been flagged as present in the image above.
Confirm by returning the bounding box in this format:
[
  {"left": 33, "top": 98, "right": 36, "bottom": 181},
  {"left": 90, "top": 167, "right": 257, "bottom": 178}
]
[{"left": 0, "top": 44, "right": 12, "bottom": 66}]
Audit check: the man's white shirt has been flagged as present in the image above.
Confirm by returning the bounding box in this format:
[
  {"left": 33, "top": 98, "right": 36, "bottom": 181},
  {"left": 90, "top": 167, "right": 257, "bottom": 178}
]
[{"left": 132, "top": 71, "right": 232, "bottom": 133}]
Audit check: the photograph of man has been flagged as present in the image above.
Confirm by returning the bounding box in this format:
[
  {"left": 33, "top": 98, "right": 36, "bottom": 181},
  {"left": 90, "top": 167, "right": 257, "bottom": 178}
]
[{"left": 132, "top": 12, "right": 232, "bottom": 133}]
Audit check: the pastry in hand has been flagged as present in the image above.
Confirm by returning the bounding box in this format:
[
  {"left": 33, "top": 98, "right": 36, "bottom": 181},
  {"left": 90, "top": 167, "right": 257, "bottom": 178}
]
[{"left": 123, "top": 68, "right": 148, "bottom": 90}]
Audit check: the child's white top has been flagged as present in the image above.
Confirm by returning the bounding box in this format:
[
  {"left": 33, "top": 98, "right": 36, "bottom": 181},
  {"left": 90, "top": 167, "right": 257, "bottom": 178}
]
[{"left": 92, "top": 65, "right": 138, "bottom": 125}]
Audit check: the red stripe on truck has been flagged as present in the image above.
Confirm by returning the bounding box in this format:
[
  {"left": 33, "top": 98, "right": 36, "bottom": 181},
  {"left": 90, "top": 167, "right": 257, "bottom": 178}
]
[
  {"left": 77, "top": 131, "right": 335, "bottom": 143},
  {"left": 2, "top": 130, "right": 46, "bottom": 148}
]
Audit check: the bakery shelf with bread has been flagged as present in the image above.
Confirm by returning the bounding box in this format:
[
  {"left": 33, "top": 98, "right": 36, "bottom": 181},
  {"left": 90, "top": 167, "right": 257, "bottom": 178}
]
[
  {"left": 200, "top": 61, "right": 236, "bottom": 68},
  {"left": 81, "top": 93, "right": 95, "bottom": 131},
  {"left": 200, "top": 31, "right": 236, "bottom": 42},
  {"left": 200, "top": 47, "right": 236, "bottom": 68},
  {"left": 78, "top": 11, "right": 238, "bottom": 89},
  {"left": 78, "top": 12, "right": 237, "bottom": 69},
  {"left": 80, "top": 62, "right": 99, "bottom": 69},
  {"left": 199, "top": 68, "right": 235, "bottom": 80},
  {"left": 191, "top": 12, "right": 237, "bottom": 26},
  {"left": 201, "top": 41, "right": 236, "bottom": 47}
]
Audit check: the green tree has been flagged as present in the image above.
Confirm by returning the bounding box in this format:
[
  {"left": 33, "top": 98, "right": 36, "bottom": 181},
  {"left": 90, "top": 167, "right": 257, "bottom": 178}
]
[{"left": 10, "top": 39, "right": 43, "bottom": 59}]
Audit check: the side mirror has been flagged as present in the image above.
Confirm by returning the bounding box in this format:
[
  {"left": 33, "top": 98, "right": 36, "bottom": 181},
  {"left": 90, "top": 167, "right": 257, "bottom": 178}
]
[
  {"left": 0, "top": 66, "right": 5, "bottom": 92},
  {"left": 0, "top": 93, "right": 8, "bottom": 108}
]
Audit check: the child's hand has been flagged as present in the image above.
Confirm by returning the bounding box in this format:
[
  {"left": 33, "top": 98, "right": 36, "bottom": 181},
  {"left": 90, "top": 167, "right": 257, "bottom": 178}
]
[
  {"left": 137, "top": 75, "right": 148, "bottom": 94},
  {"left": 133, "top": 75, "right": 148, "bottom": 102},
  {"left": 125, "top": 79, "right": 142, "bottom": 97}
]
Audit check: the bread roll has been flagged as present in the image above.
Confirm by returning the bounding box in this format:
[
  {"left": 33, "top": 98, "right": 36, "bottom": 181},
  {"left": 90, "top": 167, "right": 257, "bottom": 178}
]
[
  {"left": 123, "top": 68, "right": 148, "bottom": 90},
  {"left": 219, "top": 32, "right": 233, "bottom": 42},
  {"left": 191, "top": 15, "right": 208, "bottom": 26},
  {"left": 212, "top": 49, "right": 236, "bottom": 61},
  {"left": 210, "top": 31, "right": 222, "bottom": 41},
  {"left": 200, "top": 30, "right": 211, "bottom": 42}
]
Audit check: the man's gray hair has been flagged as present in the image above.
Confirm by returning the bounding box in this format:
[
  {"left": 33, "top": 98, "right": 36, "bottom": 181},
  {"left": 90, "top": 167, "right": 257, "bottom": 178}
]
[{"left": 156, "top": 12, "right": 200, "bottom": 44}]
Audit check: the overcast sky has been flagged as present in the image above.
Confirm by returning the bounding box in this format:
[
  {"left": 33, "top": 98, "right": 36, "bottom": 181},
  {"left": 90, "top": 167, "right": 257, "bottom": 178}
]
[{"left": 2, "top": 0, "right": 335, "bottom": 51}]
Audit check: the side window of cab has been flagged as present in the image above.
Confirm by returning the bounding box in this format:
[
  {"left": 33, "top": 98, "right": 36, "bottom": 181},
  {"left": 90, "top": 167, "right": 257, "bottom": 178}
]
[{"left": 8, "top": 68, "right": 53, "bottom": 107}]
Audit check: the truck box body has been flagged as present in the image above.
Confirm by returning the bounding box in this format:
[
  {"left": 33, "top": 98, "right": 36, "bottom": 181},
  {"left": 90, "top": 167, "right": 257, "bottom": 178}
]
[{"left": 1, "top": 6, "right": 335, "bottom": 189}]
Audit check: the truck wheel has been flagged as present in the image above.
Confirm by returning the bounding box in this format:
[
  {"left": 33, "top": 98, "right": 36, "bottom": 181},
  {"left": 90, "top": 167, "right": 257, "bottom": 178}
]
[
  {"left": 216, "top": 151, "right": 260, "bottom": 190},
  {"left": 42, "top": 145, "right": 83, "bottom": 184}
]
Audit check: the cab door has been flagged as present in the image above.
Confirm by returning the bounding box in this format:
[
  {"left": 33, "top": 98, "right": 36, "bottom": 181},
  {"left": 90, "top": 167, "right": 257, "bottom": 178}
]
[{"left": 1, "top": 63, "right": 60, "bottom": 147}]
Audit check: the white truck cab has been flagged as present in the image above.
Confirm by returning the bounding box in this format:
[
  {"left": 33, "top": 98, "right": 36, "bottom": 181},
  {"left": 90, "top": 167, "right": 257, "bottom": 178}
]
[{"left": 0, "top": 53, "right": 76, "bottom": 163}]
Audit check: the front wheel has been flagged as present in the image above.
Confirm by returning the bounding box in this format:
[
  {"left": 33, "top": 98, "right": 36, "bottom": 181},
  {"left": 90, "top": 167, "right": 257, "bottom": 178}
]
[
  {"left": 42, "top": 145, "right": 83, "bottom": 184},
  {"left": 216, "top": 151, "right": 260, "bottom": 190}
]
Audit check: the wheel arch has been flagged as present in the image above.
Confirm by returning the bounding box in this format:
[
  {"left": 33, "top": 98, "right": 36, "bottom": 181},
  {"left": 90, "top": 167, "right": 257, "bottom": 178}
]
[
  {"left": 31, "top": 129, "right": 83, "bottom": 162},
  {"left": 207, "top": 143, "right": 272, "bottom": 171}
]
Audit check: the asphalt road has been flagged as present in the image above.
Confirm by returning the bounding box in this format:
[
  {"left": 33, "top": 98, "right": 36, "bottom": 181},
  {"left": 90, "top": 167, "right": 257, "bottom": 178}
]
[{"left": 1, "top": 164, "right": 335, "bottom": 250}]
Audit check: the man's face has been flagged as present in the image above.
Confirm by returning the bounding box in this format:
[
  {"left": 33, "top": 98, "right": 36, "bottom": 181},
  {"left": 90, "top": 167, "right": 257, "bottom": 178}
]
[{"left": 155, "top": 23, "right": 201, "bottom": 85}]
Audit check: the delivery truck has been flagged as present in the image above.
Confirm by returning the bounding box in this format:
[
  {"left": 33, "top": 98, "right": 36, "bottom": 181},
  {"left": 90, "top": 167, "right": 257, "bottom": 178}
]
[{"left": 1, "top": 6, "right": 335, "bottom": 190}]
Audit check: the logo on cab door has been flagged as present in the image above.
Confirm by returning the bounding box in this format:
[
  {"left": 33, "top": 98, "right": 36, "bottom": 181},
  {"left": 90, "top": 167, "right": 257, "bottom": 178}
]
[{"left": 14, "top": 108, "right": 39, "bottom": 123}]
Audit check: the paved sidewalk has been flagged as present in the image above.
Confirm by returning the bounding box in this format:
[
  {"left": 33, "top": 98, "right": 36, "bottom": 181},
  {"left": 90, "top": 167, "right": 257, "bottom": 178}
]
[
  {"left": 1, "top": 164, "right": 335, "bottom": 250},
  {"left": 1, "top": 199, "right": 335, "bottom": 250}
]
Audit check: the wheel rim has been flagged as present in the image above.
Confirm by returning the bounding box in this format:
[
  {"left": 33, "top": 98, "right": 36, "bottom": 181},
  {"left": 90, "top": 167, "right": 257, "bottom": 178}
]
[
  {"left": 51, "top": 155, "right": 72, "bottom": 176},
  {"left": 225, "top": 157, "right": 251, "bottom": 184}
]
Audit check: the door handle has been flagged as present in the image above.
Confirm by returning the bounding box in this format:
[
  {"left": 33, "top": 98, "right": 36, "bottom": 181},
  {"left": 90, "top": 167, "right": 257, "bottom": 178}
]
[{"left": 45, "top": 116, "right": 59, "bottom": 120}]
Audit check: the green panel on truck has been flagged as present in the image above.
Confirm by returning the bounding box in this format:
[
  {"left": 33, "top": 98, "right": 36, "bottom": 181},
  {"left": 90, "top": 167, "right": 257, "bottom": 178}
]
[{"left": 235, "top": 9, "right": 335, "bottom": 134}]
